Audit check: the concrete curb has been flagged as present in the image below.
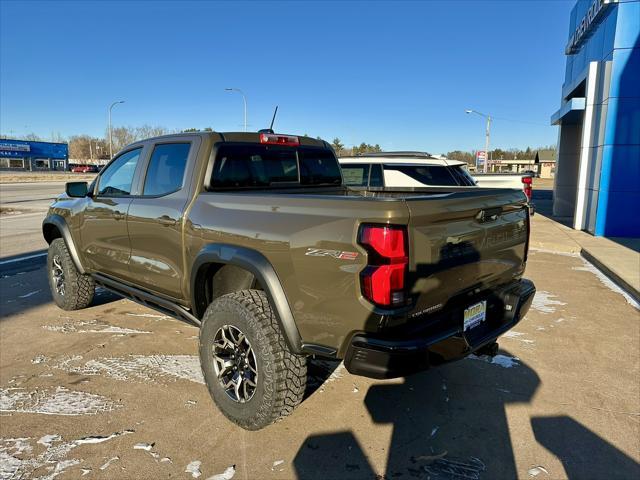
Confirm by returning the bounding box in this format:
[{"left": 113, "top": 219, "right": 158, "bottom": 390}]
[{"left": 580, "top": 248, "right": 640, "bottom": 305}]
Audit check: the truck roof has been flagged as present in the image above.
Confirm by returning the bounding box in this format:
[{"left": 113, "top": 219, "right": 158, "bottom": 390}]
[
  {"left": 127, "top": 131, "right": 330, "bottom": 149},
  {"left": 339, "top": 151, "right": 466, "bottom": 167}
]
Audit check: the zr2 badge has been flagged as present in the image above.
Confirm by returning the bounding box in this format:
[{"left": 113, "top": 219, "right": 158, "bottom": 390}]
[{"left": 305, "top": 248, "right": 359, "bottom": 260}]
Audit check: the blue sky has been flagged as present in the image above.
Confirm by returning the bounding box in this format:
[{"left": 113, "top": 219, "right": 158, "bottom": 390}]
[{"left": 0, "top": 0, "right": 574, "bottom": 153}]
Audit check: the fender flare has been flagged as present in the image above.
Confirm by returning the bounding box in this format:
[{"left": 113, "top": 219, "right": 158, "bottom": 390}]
[
  {"left": 191, "top": 244, "right": 303, "bottom": 354},
  {"left": 42, "top": 214, "right": 86, "bottom": 274}
]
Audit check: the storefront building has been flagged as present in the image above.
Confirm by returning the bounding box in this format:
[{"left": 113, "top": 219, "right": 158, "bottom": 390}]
[
  {"left": 551, "top": 0, "right": 639, "bottom": 237},
  {"left": 0, "top": 139, "right": 69, "bottom": 171}
]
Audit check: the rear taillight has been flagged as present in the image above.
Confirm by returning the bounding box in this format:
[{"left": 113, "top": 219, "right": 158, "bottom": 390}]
[
  {"left": 358, "top": 225, "right": 408, "bottom": 307},
  {"left": 259, "top": 133, "right": 299, "bottom": 146},
  {"left": 522, "top": 176, "right": 533, "bottom": 202}
]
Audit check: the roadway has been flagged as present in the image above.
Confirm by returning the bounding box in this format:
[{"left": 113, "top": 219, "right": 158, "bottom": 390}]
[{"left": 0, "top": 182, "right": 66, "bottom": 259}]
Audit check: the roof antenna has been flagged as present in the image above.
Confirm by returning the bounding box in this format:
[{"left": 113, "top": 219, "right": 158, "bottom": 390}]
[
  {"left": 258, "top": 106, "right": 278, "bottom": 134},
  {"left": 269, "top": 106, "right": 278, "bottom": 131}
]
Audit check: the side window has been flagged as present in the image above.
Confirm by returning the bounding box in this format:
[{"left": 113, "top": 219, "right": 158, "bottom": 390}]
[
  {"left": 341, "top": 164, "right": 370, "bottom": 186},
  {"left": 143, "top": 143, "right": 191, "bottom": 196},
  {"left": 97, "top": 148, "right": 142, "bottom": 196},
  {"left": 369, "top": 164, "right": 384, "bottom": 187}
]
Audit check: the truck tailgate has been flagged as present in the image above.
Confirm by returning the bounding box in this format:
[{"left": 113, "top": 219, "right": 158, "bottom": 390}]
[{"left": 404, "top": 188, "right": 529, "bottom": 316}]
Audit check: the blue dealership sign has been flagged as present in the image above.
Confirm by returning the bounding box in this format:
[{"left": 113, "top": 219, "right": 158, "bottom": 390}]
[{"left": 0, "top": 139, "right": 68, "bottom": 159}]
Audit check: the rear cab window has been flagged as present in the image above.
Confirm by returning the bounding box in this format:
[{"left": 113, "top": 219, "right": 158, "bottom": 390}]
[
  {"left": 209, "top": 144, "right": 342, "bottom": 190},
  {"left": 143, "top": 143, "right": 191, "bottom": 196}
]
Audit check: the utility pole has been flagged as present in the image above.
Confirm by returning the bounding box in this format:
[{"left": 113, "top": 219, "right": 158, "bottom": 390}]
[
  {"left": 484, "top": 115, "right": 491, "bottom": 173},
  {"left": 465, "top": 109, "right": 492, "bottom": 173}
]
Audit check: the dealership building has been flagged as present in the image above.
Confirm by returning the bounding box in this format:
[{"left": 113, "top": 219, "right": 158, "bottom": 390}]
[
  {"left": 551, "top": 0, "right": 639, "bottom": 237},
  {"left": 0, "top": 139, "right": 69, "bottom": 171}
]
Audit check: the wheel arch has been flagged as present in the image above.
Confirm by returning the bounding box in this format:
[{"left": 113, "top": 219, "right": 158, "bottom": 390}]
[
  {"left": 42, "top": 214, "right": 86, "bottom": 274},
  {"left": 191, "top": 244, "right": 303, "bottom": 354}
]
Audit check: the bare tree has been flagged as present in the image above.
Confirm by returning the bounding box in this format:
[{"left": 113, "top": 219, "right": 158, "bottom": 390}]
[{"left": 106, "top": 125, "right": 171, "bottom": 153}]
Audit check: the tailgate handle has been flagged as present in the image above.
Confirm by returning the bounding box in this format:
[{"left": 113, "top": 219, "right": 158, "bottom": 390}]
[{"left": 476, "top": 208, "right": 501, "bottom": 223}]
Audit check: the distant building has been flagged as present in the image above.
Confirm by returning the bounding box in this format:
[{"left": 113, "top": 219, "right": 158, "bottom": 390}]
[
  {"left": 0, "top": 139, "right": 69, "bottom": 171},
  {"left": 486, "top": 152, "right": 556, "bottom": 178}
]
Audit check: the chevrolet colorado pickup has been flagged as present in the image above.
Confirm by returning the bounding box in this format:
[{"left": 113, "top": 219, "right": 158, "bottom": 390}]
[{"left": 43, "top": 131, "right": 535, "bottom": 430}]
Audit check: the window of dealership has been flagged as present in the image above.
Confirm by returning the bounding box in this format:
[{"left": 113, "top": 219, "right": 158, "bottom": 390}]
[{"left": 551, "top": 0, "right": 639, "bottom": 237}]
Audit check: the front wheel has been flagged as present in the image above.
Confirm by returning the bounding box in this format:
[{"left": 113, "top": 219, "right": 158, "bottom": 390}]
[
  {"left": 47, "top": 238, "right": 95, "bottom": 310},
  {"left": 199, "top": 290, "right": 307, "bottom": 430}
]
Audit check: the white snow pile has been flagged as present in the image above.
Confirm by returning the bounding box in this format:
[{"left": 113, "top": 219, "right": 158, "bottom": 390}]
[
  {"left": 208, "top": 465, "right": 236, "bottom": 480},
  {"left": 42, "top": 319, "right": 150, "bottom": 335},
  {"left": 186, "top": 460, "right": 202, "bottom": 478},
  {"left": 54, "top": 354, "right": 204, "bottom": 384},
  {"left": 467, "top": 354, "right": 520, "bottom": 369},
  {"left": 531, "top": 291, "right": 566, "bottom": 314},
  {"left": 574, "top": 259, "right": 640, "bottom": 310},
  {"left": 0, "top": 386, "right": 120, "bottom": 416},
  {"left": 501, "top": 331, "right": 535, "bottom": 346},
  {"left": 0, "top": 430, "right": 131, "bottom": 480}
]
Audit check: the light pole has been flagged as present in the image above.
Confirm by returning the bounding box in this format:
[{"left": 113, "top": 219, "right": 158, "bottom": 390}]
[
  {"left": 465, "top": 109, "right": 492, "bottom": 173},
  {"left": 108, "top": 100, "right": 125, "bottom": 158},
  {"left": 225, "top": 88, "right": 247, "bottom": 132}
]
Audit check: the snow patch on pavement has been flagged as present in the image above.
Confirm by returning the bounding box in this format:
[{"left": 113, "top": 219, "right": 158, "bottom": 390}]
[
  {"left": 468, "top": 354, "right": 520, "bottom": 368},
  {"left": 54, "top": 355, "right": 205, "bottom": 384},
  {"left": 502, "top": 331, "right": 535, "bottom": 346},
  {"left": 531, "top": 291, "right": 566, "bottom": 314},
  {"left": 0, "top": 386, "right": 120, "bottom": 416},
  {"left": 0, "top": 429, "right": 133, "bottom": 480},
  {"left": 18, "top": 290, "right": 41, "bottom": 299},
  {"left": 207, "top": 465, "right": 236, "bottom": 480},
  {"left": 574, "top": 259, "right": 640, "bottom": 310},
  {"left": 125, "top": 312, "right": 171, "bottom": 320},
  {"left": 42, "top": 319, "right": 150, "bottom": 335},
  {"left": 186, "top": 460, "right": 202, "bottom": 478},
  {"left": 100, "top": 456, "right": 119, "bottom": 470},
  {"left": 37, "top": 435, "right": 61, "bottom": 448}
]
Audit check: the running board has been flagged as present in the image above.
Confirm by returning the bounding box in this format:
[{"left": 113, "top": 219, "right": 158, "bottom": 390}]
[{"left": 93, "top": 273, "right": 201, "bottom": 327}]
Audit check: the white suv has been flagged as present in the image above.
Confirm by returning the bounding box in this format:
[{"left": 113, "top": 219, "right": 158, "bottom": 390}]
[{"left": 338, "top": 151, "right": 477, "bottom": 188}]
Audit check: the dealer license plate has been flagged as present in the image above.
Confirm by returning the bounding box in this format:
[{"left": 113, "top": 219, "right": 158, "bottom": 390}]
[{"left": 463, "top": 301, "right": 487, "bottom": 331}]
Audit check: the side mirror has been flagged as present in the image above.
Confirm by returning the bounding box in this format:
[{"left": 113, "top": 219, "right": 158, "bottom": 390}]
[{"left": 65, "top": 181, "right": 89, "bottom": 198}]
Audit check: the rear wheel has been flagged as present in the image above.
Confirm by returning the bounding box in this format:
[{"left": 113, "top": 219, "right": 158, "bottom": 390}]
[
  {"left": 47, "top": 238, "right": 95, "bottom": 310},
  {"left": 199, "top": 289, "right": 307, "bottom": 430}
]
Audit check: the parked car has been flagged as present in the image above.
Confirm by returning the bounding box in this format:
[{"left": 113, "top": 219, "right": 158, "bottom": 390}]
[
  {"left": 72, "top": 164, "right": 100, "bottom": 173},
  {"left": 339, "top": 152, "right": 534, "bottom": 209},
  {"left": 43, "top": 132, "right": 535, "bottom": 430}
]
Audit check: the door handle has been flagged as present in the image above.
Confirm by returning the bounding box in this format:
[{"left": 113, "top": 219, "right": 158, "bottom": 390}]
[
  {"left": 113, "top": 210, "right": 126, "bottom": 220},
  {"left": 157, "top": 215, "right": 177, "bottom": 227}
]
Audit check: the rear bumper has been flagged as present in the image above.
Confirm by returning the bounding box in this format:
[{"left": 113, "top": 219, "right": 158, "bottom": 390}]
[{"left": 344, "top": 278, "right": 536, "bottom": 379}]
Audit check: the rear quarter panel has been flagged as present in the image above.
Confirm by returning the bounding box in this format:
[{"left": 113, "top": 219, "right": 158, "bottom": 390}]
[{"left": 186, "top": 192, "right": 409, "bottom": 352}]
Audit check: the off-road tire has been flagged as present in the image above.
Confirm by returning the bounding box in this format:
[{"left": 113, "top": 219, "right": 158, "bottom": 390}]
[
  {"left": 47, "top": 238, "right": 95, "bottom": 310},
  {"left": 199, "top": 289, "right": 307, "bottom": 430}
]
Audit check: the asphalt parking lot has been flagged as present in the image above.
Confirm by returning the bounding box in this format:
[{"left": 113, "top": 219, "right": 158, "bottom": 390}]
[{"left": 1, "top": 187, "right": 639, "bottom": 480}]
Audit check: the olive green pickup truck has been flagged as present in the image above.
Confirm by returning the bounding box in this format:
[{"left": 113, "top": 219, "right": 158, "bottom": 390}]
[{"left": 43, "top": 131, "right": 535, "bottom": 430}]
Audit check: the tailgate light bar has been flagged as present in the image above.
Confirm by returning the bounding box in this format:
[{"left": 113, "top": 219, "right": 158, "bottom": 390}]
[
  {"left": 259, "top": 133, "right": 299, "bottom": 146},
  {"left": 358, "top": 225, "right": 409, "bottom": 307}
]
